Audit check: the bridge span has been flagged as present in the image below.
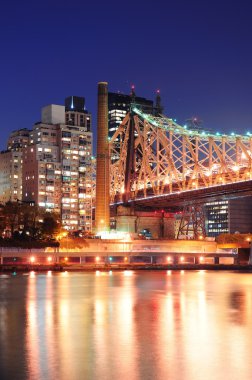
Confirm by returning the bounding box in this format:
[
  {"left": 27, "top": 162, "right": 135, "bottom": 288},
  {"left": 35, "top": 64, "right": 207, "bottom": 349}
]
[
  {"left": 116, "top": 179, "right": 252, "bottom": 210},
  {"left": 109, "top": 107, "right": 252, "bottom": 207}
]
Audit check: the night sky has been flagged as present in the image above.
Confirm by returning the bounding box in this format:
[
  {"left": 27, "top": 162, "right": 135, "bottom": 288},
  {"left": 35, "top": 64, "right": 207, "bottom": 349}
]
[{"left": 1, "top": 0, "right": 252, "bottom": 150}]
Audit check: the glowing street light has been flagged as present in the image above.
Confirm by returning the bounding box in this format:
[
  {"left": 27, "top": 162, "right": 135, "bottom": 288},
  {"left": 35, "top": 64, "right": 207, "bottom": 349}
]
[
  {"left": 47, "top": 256, "right": 52, "bottom": 262},
  {"left": 96, "top": 256, "right": 100, "bottom": 262},
  {"left": 30, "top": 256, "right": 35, "bottom": 263}
]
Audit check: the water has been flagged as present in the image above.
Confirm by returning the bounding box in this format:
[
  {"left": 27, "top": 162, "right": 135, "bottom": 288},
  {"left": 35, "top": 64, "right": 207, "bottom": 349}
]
[{"left": 0, "top": 270, "right": 252, "bottom": 380}]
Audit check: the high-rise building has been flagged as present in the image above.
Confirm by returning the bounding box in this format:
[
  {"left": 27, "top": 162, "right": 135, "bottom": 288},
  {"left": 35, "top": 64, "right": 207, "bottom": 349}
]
[
  {"left": 0, "top": 128, "right": 30, "bottom": 203},
  {"left": 22, "top": 98, "right": 93, "bottom": 232},
  {"left": 0, "top": 150, "right": 23, "bottom": 203},
  {"left": 22, "top": 120, "right": 62, "bottom": 212},
  {"left": 65, "top": 96, "right": 91, "bottom": 130}
]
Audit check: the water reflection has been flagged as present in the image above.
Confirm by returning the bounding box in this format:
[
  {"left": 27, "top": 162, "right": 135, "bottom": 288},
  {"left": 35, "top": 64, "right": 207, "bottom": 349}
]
[
  {"left": 26, "top": 274, "right": 39, "bottom": 379},
  {"left": 0, "top": 271, "right": 252, "bottom": 379}
]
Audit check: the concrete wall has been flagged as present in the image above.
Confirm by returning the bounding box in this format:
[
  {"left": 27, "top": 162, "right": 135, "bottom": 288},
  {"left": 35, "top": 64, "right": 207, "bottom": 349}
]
[
  {"left": 48, "top": 238, "right": 217, "bottom": 254},
  {"left": 42, "top": 105, "right": 65, "bottom": 124},
  {"left": 229, "top": 197, "right": 252, "bottom": 234},
  {"left": 115, "top": 213, "right": 175, "bottom": 239}
]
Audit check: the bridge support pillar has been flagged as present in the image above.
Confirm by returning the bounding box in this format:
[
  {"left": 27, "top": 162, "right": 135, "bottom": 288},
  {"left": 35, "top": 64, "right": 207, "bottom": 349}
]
[
  {"left": 214, "top": 257, "right": 219, "bottom": 265},
  {"left": 194, "top": 257, "right": 200, "bottom": 265},
  {"left": 173, "top": 256, "right": 179, "bottom": 265},
  {"left": 233, "top": 256, "right": 239, "bottom": 265}
]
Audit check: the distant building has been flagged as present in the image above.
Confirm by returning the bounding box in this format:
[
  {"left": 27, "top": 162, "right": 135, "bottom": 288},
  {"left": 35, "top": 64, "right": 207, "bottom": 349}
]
[
  {"left": 204, "top": 201, "right": 229, "bottom": 237},
  {"left": 65, "top": 96, "right": 91, "bottom": 131},
  {"left": 108, "top": 88, "right": 163, "bottom": 139},
  {"left": 0, "top": 150, "right": 23, "bottom": 203},
  {"left": 0, "top": 128, "right": 30, "bottom": 203},
  {"left": 205, "top": 197, "right": 252, "bottom": 237}
]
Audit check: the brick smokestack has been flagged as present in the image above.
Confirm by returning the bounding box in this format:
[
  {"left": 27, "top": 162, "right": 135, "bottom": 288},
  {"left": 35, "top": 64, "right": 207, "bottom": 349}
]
[{"left": 95, "top": 82, "right": 110, "bottom": 232}]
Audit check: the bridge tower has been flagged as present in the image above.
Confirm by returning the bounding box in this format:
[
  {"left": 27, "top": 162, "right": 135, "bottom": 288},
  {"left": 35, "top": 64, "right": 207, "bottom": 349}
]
[{"left": 123, "top": 109, "right": 135, "bottom": 203}]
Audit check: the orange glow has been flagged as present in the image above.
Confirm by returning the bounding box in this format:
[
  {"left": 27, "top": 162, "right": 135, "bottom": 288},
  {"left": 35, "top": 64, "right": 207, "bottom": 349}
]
[
  {"left": 64, "top": 257, "right": 68, "bottom": 261},
  {"left": 124, "top": 257, "right": 128, "bottom": 261},
  {"left": 180, "top": 256, "right": 184, "bottom": 262},
  {"left": 30, "top": 256, "right": 35, "bottom": 263},
  {"left": 96, "top": 256, "right": 100, "bottom": 262},
  {"left": 47, "top": 256, "right": 52, "bottom": 262},
  {"left": 167, "top": 256, "right": 172, "bottom": 262},
  {"left": 200, "top": 256, "right": 204, "bottom": 262}
]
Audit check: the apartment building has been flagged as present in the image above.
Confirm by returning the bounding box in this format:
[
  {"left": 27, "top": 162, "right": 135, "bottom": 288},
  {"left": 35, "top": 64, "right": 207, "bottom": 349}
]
[
  {"left": 22, "top": 97, "right": 93, "bottom": 232},
  {"left": 0, "top": 128, "right": 30, "bottom": 203}
]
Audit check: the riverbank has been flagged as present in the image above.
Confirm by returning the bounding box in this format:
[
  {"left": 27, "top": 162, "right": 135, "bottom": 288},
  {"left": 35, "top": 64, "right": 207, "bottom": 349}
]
[{"left": 1, "top": 263, "right": 252, "bottom": 272}]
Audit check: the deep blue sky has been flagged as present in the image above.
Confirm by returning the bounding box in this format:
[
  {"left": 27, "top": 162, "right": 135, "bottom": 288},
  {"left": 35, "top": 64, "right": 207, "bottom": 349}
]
[{"left": 1, "top": 0, "right": 252, "bottom": 150}]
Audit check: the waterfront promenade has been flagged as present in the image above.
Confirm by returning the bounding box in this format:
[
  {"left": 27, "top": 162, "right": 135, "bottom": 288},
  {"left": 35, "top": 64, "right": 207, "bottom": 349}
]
[{"left": 0, "top": 238, "right": 249, "bottom": 269}]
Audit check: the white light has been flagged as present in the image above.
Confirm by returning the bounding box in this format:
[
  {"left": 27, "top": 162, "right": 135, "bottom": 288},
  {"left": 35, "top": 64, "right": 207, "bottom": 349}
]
[{"left": 124, "top": 270, "right": 133, "bottom": 276}]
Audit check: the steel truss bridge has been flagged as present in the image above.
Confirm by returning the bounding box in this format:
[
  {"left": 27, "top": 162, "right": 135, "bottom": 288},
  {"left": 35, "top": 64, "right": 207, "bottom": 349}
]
[
  {"left": 109, "top": 107, "right": 252, "bottom": 237},
  {"left": 110, "top": 107, "right": 252, "bottom": 204}
]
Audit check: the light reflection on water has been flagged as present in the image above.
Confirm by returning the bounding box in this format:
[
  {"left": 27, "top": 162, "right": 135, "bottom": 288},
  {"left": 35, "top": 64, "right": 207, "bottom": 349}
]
[{"left": 0, "top": 271, "right": 252, "bottom": 380}]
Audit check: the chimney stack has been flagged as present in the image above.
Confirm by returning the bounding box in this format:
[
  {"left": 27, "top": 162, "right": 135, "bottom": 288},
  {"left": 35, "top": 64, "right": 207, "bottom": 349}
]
[{"left": 95, "top": 82, "right": 110, "bottom": 233}]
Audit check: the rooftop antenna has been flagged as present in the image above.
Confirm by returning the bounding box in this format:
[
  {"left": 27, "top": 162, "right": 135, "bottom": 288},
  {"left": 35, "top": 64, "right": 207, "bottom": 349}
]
[
  {"left": 130, "top": 84, "right": 136, "bottom": 103},
  {"left": 155, "top": 89, "right": 163, "bottom": 115}
]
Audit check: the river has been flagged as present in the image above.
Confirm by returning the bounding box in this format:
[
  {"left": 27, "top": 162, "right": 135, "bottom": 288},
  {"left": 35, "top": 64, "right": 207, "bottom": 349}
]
[{"left": 0, "top": 270, "right": 252, "bottom": 380}]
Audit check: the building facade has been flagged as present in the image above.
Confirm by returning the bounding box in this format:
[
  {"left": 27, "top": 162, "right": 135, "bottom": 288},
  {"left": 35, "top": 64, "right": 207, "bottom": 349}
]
[
  {"left": 205, "top": 197, "right": 252, "bottom": 237},
  {"left": 0, "top": 128, "right": 30, "bottom": 203},
  {"left": 21, "top": 97, "right": 93, "bottom": 232}
]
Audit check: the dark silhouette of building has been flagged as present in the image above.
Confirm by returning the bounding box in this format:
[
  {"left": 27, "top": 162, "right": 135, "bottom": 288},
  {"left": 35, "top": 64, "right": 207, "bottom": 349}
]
[{"left": 108, "top": 88, "right": 163, "bottom": 138}]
